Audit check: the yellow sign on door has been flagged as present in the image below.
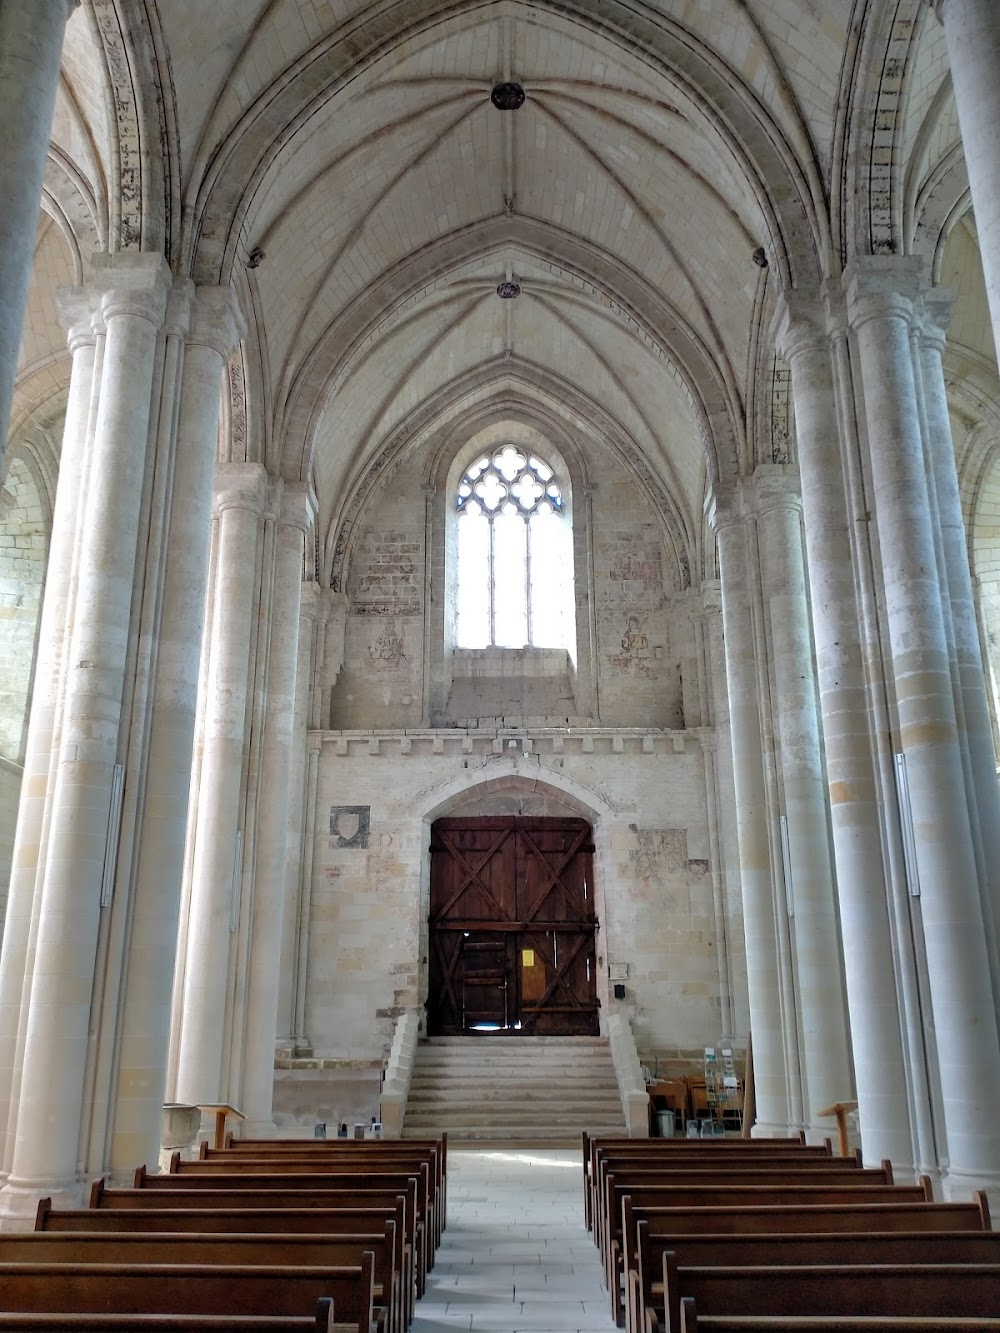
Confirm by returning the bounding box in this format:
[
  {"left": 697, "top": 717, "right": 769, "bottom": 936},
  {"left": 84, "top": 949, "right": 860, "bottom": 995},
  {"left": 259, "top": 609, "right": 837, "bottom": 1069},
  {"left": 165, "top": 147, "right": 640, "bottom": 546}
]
[{"left": 522, "top": 949, "right": 535, "bottom": 967}]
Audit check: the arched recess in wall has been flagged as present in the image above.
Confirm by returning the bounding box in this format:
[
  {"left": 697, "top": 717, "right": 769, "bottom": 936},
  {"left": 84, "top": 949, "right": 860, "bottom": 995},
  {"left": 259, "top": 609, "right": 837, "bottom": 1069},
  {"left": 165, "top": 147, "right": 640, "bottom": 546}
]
[{"left": 417, "top": 764, "right": 616, "bottom": 1021}]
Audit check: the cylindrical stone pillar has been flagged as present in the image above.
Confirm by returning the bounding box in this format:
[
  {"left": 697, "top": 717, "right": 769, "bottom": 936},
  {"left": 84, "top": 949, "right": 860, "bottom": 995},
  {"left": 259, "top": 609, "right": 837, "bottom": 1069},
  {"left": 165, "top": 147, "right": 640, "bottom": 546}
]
[
  {"left": 0, "top": 0, "right": 78, "bottom": 460},
  {"left": 916, "top": 294, "right": 1000, "bottom": 1009},
  {"left": 932, "top": 0, "right": 1000, "bottom": 362},
  {"left": 1, "top": 254, "right": 169, "bottom": 1217},
  {"left": 847, "top": 259, "right": 1000, "bottom": 1195},
  {"left": 714, "top": 507, "right": 790, "bottom": 1135},
  {"left": 276, "top": 581, "right": 320, "bottom": 1047},
  {"left": 0, "top": 294, "right": 99, "bottom": 1182},
  {"left": 775, "top": 301, "right": 916, "bottom": 1171},
  {"left": 240, "top": 488, "right": 308, "bottom": 1133},
  {"left": 752, "top": 469, "right": 855, "bottom": 1141},
  {"left": 174, "top": 463, "right": 266, "bottom": 1108},
  {"left": 109, "top": 287, "right": 245, "bottom": 1174}
]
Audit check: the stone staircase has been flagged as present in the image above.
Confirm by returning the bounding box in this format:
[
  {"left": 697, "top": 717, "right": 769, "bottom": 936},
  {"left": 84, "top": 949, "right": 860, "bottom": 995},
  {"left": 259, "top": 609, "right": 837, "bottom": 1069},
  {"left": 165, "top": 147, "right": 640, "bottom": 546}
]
[{"left": 400, "top": 1034, "right": 629, "bottom": 1141}]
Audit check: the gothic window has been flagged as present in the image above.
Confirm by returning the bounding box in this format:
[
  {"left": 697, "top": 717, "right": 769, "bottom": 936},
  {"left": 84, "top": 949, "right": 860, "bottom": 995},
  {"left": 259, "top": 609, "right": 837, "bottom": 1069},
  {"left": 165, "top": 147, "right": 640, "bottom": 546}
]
[{"left": 455, "top": 445, "right": 573, "bottom": 650}]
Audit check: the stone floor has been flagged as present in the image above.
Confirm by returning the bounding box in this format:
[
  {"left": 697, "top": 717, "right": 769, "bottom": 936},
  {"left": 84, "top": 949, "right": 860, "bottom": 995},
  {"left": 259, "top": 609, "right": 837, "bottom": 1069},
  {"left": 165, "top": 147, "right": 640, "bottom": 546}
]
[{"left": 411, "top": 1146, "right": 618, "bottom": 1333}]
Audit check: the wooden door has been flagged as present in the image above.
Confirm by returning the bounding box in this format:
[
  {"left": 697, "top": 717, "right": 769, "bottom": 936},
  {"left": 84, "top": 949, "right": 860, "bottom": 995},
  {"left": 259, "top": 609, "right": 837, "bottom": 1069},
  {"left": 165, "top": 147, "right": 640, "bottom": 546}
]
[{"left": 427, "top": 817, "right": 598, "bottom": 1035}]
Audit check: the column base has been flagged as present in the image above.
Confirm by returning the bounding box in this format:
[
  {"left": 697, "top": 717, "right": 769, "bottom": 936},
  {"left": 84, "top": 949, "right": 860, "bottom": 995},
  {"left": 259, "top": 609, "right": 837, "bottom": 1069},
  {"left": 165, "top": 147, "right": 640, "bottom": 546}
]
[
  {"left": 750, "top": 1120, "right": 805, "bottom": 1140},
  {"left": 238, "top": 1117, "right": 279, "bottom": 1141},
  {"left": 942, "top": 1163, "right": 1000, "bottom": 1211},
  {"left": 0, "top": 1175, "right": 85, "bottom": 1230}
]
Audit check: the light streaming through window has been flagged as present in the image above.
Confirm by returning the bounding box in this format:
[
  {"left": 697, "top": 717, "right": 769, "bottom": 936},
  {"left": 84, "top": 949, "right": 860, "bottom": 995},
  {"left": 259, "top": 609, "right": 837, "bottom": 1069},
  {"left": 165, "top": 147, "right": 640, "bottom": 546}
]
[{"left": 456, "top": 448, "right": 572, "bottom": 649}]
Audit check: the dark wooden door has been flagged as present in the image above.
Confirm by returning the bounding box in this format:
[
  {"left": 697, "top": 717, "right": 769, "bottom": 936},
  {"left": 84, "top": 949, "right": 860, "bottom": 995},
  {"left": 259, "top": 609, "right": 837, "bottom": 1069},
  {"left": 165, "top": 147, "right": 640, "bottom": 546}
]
[{"left": 427, "top": 817, "right": 598, "bottom": 1035}]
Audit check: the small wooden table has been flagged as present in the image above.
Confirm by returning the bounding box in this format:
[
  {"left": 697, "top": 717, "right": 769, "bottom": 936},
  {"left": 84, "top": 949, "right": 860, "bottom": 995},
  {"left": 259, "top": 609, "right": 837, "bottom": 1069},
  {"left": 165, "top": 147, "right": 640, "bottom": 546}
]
[
  {"left": 198, "top": 1102, "right": 245, "bottom": 1150},
  {"left": 818, "top": 1099, "right": 859, "bottom": 1157}
]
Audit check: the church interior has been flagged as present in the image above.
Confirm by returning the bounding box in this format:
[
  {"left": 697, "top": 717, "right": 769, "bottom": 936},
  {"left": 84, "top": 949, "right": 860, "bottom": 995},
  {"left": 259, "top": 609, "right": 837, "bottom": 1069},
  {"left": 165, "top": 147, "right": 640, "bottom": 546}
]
[{"left": 2, "top": 0, "right": 1000, "bottom": 1230}]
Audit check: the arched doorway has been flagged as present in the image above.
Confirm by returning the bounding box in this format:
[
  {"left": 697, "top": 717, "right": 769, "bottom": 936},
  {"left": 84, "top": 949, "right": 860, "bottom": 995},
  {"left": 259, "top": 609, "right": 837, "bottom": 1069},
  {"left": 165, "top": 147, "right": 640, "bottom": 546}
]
[{"left": 426, "top": 816, "right": 599, "bottom": 1036}]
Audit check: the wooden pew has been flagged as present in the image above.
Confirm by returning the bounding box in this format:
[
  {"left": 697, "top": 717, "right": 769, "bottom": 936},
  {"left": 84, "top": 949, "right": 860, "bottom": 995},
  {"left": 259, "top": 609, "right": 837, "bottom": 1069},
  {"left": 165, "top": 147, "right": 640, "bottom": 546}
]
[
  {"left": 581, "top": 1133, "right": 829, "bottom": 1230},
  {"left": 0, "top": 1229, "right": 398, "bottom": 1333},
  {"left": 601, "top": 1180, "right": 933, "bottom": 1324},
  {"left": 663, "top": 1262, "right": 1000, "bottom": 1332},
  {"left": 39, "top": 1202, "right": 414, "bottom": 1332},
  {"left": 0, "top": 1259, "right": 376, "bottom": 1332},
  {"left": 678, "top": 1299, "right": 1000, "bottom": 1333},
  {"left": 191, "top": 1142, "right": 446, "bottom": 1248},
  {"left": 0, "top": 1310, "right": 337, "bottom": 1333},
  {"left": 130, "top": 1168, "right": 432, "bottom": 1296},
  {"left": 595, "top": 1159, "right": 884, "bottom": 1267},
  {"left": 630, "top": 1231, "right": 1000, "bottom": 1333}
]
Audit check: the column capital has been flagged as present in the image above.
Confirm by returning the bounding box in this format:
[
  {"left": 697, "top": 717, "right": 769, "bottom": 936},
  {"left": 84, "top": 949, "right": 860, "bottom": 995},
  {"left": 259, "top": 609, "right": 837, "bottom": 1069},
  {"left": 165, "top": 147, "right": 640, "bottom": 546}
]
[
  {"left": 277, "top": 481, "right": 315, "bottom": 534},
  {"left": 700, "top": 578, "right": 723, "bottom": 614},
  {"left": 844, "top": 256, "right": 927, "bottom": 332},
  {"left": 213, "top": 461, "right": 268, "bottom": 517},
  {"left": 189, "top": 285, "right": 247, "bottom": 361},
  {"left": 88, "top": 251, "right": 172, "bottom": 327},
  {"left": 750, "top": 463, "right": 802, "bottom": 517},
  {"left": 706, "top": 488, "right": 742, "bottom": 535},
  {"left": 56, "top": 287, "right": 100, "bottom": 351},
  {"left": 299, "top": 580, "right": 321, "bottom": 624},
  {"left": 771, "top": 291, "right": 828, "bottom": 363},
  {"left": 917, "top": 286, "right": 956, "bottom": 352}
]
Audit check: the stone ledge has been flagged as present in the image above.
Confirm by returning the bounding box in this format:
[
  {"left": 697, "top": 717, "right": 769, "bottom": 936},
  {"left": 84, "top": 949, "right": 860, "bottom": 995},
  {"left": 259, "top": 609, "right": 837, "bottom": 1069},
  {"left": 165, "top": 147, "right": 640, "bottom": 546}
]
[{"left": 314, "top": 727, "right": 711, "bottom": 757}]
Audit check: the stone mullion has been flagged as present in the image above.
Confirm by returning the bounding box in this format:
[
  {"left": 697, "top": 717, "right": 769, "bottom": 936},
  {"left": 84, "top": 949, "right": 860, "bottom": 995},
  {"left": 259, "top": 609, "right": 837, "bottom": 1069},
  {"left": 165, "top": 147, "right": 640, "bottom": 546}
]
[
  {"left": 174, "top": 463, "right": 266, "bottom": 1110},
  {"left": 848, "top": 260, "right": 1000, "bottom": 1196},
  {"left": 109, "top": 287, "right": 244, "bottom": 1176},
  {"left": 715, "top": 509, "right": 790, "bottom": 1134},
  {"left": 752, "top": 469, "right": 854, "bottom": 1142},
  {"left": 0, "top": 254, "right": 169, "bottom": 1219},
  {"left": 0, "top": 0, "right": 79, "bottom": 461},
  {"left": 240, "top": 487, "right": 308, "bottom": 1134},
  {"left": 776, "top": 303, "right": 917, "bottom": 1171}
]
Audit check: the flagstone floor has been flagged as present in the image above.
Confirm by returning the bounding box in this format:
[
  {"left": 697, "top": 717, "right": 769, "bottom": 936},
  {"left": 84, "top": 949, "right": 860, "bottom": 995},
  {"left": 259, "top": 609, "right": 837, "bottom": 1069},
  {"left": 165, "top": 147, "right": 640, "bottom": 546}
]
[{"left": 411, "top": 1146, "right": 619, "bottom": 1333}]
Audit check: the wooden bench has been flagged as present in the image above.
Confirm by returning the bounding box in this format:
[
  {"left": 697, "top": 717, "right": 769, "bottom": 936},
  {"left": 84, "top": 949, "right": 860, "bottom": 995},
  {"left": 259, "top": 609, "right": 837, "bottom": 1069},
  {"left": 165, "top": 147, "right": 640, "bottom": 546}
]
[
  {"left": 663, "top": 1263, "right": 1000, "bottom": 1333},
  {"left": 191, "top": 1142, "right": 446, "bottom": 1248},
  {"left": 38, "top": 1202, "right": 414, "bottom": 1332},
  {"left": 130, "top": 1169, "right": 432, "bottom": 1296},
  {"left": 631, "top": 1233, "right": 1000, "bottom": 1333},
  {"left": 0, "top": 1259, "right": 376, "bottom": 1333},
  {"left": 601, "top": 1180, "right": 933, "bottom": 1324},
  {"left": 595, "top": 1159, "right": 885, "bottom": 1265},
  {"left": 0, "top": 1310, "right": 337, "bottom": 1333},
  {"left": 678, "top": 1301, "right": 1000, "bottom": 1333},
  {"left": 0, "top": 1229, "right": 398, "bottom": 1333},
  {"left": 582, "top": 1133, "right": 830, "bottom": 1230}
]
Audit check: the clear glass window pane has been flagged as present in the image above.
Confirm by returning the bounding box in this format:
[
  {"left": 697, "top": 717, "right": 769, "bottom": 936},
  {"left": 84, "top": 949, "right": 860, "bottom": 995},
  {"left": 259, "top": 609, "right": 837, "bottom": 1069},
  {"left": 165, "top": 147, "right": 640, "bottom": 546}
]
[
  {"left": 529, "top": 504, "right": 568, "bottom": 648},
  {"left": 493, "top": 505, "right": 528, "bottom": 647},
  {"left": 456, "top": 506, "right": 491, "bottom": 648}
]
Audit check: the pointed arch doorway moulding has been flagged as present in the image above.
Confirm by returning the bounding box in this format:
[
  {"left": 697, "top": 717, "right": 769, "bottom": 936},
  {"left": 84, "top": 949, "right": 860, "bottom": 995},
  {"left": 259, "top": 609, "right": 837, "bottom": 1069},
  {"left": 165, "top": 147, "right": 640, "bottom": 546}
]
[{"left": 427, "top": 816, "right": 599, "bottom": 1036}]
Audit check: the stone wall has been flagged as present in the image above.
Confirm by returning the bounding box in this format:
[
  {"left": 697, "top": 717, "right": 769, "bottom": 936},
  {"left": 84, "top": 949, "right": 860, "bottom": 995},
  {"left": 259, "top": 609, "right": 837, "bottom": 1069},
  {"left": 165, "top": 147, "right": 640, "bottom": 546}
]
[{"left": 302, "top": 737, "right": 726, "bottom": 1062}]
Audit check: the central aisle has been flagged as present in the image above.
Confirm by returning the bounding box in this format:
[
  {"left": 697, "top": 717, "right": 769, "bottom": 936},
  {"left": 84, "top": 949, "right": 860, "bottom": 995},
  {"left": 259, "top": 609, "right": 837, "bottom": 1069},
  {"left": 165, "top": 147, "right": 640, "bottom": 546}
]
[{"left": 412, "top": 1146, "right": 619, "bottom": 1333}]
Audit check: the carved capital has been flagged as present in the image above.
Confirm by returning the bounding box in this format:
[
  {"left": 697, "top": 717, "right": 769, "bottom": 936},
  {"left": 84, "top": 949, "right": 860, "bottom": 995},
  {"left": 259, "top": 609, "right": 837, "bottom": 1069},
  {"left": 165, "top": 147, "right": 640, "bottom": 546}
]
[
  {"left": 771, "top": 291, "right": 827, "bottom": 363},
  {"left": 189, "top": 285, "right": 247, "bottom": 360},
  {"left": 213, "top": 461, "right": 268, "bottom": 517},
  {"left": 278, "top": 481, "right": 315, "bottom": 534},
  {"left": 87, "top": 251, "right": 171, "bottom": 327},
  {"left": 56, "top": 287, "right": 101, "bottom": 351},
  {"left": 844, "top": 256, "right": 926, "bottom": 333}
]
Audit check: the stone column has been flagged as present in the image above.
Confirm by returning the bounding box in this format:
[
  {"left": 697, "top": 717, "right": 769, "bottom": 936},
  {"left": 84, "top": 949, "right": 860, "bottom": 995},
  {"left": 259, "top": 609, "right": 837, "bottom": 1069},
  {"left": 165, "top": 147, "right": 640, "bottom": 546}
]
[
  {"left": 0, "top": 292, "right": 99, "bottom": 1181},
  {"left": 109, "top": 287, "right": 245, "bottom": 1174},
  {"left": 932, "top": 0, "right": 1000, "bottom": 360},
  {"left": 847, "top": 258, "right": 1000, "bottom": 1195},
  {"left": 702, "top": 580, "right": 750, "bottom": 1034},
  {"left": 751, "top": 468, "right": 855, "bottom": 1141},
  {"left": 915, "top": 293, "right": 1000, "bottom": 1008},
  {"left": 0, "top": 0, "right": 79, "bottom": 461},
  {"left": 1, "top": 254, "right": 169, "bottom": 1217},
  {"left": 774, "top": 299, "right": 916, "bottom": 1170},
  {"left": 277, "top": 581, "right": 320, "bottom": 1047},
  {"left": 174, "top": 463, "right": 266, "bottom": 1108},
  {"left": 240, "top": 485, "right": 309, "bottom": 1134},
  {"left": 714, "top": 505, "right": 790, "bottom": 1134}
]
